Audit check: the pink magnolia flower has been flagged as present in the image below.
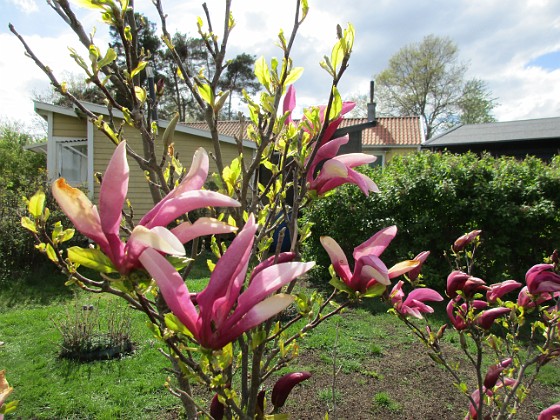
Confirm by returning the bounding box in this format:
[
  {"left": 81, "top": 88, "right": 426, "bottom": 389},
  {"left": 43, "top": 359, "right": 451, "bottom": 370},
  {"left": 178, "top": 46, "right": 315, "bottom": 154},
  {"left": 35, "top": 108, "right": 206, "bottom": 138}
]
[
  {"left": 447, "top": 271, "right": 488, "bottom": 298},
  {"left": 517, "top": 285, "right": 558, "bottom": 309},
  {"left": 484, "top": 358, "right": 512, "bottom": 389},
  {"left": 526, "top": 264, "right": 560, "bottom": 294},
  {"left": 271, "top": 372, "right": 312, "bottom": 409},
  {"left": 407, "top": 251, "right": 430, "bottom": 281},
  {"left": 476, "top": 307, "right": 511, "bottom": 330},
  {"left": 307, "top": 135, "right": 379, "bottom": 196},
  {"left": 447, "top": 298, "right": 488, "bottom": 331},
  {"left": 466, "top": 377, "right": 517, "bottom": 420},
  {"left": 52, "top": 143, "right": 239, "bottom": 274},
  {"left": 486, "top": 280, "right": 522, "bottom": 303},
  {"left": 139, "top": 214, "right": 314, "bottom": 350},
  {"left": 539, "top": 402, "right": 560, "bottom": 420},
  {"left": 283, "top": 86, "right": 378, "bottom": 196},
  {"left": 390, "top": 280, "right": 443, "bottom": 319},
  {"left": 283, "top": 85, "right": 297, "bottom": 125},
  {"left": 453, "top": 229, "right": 482, "bottom": 252},
  {"left": 320, "top": 226, "right": 419, "bottom": 294}
]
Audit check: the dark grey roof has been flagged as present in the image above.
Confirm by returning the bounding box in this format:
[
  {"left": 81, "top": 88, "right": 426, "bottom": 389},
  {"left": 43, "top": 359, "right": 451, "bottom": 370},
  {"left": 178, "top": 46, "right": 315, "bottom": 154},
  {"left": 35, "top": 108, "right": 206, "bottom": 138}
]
[{"left": 424, "top": 117, "right": 560, "bottom": 147}]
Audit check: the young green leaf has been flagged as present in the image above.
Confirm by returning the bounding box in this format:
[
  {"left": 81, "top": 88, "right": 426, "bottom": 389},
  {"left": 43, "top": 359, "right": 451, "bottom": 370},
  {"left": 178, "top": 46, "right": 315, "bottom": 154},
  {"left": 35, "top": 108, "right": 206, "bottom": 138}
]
[
  {"left": 28, "top": 190, "right": 45, "bottom": 218},
  {"left": 67, "top": 246, "right": 118, "bottom": 273},
  {"left": 130, "top": 61, "right": 147, "bottom": 79}
]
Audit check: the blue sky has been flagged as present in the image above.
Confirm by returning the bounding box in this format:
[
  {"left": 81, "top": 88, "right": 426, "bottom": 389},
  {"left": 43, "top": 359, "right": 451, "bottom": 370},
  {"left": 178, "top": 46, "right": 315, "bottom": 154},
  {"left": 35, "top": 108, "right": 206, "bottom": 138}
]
[{"left": 2, "top": 0, "right": 560, "bottom": 131}]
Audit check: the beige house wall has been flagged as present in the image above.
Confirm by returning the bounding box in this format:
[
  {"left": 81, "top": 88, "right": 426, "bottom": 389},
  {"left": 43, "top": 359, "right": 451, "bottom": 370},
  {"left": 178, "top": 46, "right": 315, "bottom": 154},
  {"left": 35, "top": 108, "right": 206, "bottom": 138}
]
[
  {"left": 91, "top": 121, "right": 247, "bottom": 218},
  {"left": 52, "top": 113, "right": 87, "bottom": 138},
  {"left": 385, "top": 147, "right": 419, "bottom": 161}
]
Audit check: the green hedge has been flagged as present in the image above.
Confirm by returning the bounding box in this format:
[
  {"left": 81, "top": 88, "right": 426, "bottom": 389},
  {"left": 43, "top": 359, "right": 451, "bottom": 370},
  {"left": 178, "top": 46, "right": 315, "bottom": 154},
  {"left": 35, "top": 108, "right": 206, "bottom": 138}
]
[{"left": 303, "top": 151, "right": 560, "bottom": 291}]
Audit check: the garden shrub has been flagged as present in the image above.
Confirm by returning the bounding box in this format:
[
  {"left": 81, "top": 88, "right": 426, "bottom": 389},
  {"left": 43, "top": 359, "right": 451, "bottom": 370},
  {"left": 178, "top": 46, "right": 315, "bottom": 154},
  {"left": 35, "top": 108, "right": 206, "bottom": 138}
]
[{"left": 303, "top": 151, "right": 560, "bottom": 291}]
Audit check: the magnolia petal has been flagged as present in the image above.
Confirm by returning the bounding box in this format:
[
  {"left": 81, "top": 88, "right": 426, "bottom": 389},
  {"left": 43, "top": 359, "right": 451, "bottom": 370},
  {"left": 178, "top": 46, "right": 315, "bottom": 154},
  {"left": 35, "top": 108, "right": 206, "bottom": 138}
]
[
  {"left": 283, "top": 85, "right": 296, "bottom": 122},
  {"left": 0, "top": 370, "right": 13, "bottom": 407},
  {"left": 360, "top": 264, "right": 390, "bottom": 286},
  {"left": 318, "top": 102, "right": 355, "bottom": 146},
  {"left": 231, "top": 261, "right": 315, "bottom": 326},
  {"left": 408, "top": 299, "right": 435, "bottom": 314},
  {"left": 250, "top": 252, "right": 296, "bottom": 281},
  {"left": 217, "top": 294, "right": 294, "bottom": 349},
  {"left": 140, "top": 149, "right": 210, "bottom": 226},
  {"left": 406, "top": 288, "right": 444, "bottom": 303},
  {"left": 476, "top": 307, "right": 511, "bottom": 329},
  {"left": 334, "top": 153, "right": 377, "bottom": 168},
  {"left": 99, "top": 141, "right": 128, "bottom": 238},
  {"left": 353, "top": 226, "right": 397, "bottom": 260},
  {"left": 539, "top": 402, "right": 560, "bottom": 420},
  {"left": 403, "top": 306, "right": 423, "bottom": 319},
  {"left": 319, "top": 159, "right": 349, "bottom": 178},
  {"left": 197, "top": 214, "right": 257, "bottom": 342},
  {"left": 52, "top": 178, "right": 109, "bottom": 251},
  {"left": 141, "top": 190, "right": 240, "bottom": 229},
  {"left": 487, "top": 280, "right": 522, "bottom": 303},
  {"left": 320, "top": 236, "right": 352, "bottom": 283},
  {"left": 316, "top": 166, "right": 379, "bottom": 196},
  {"left": 180, "top": 147, "right": 210, "bottom": 192},
  {"left": 139, "top": 248, "right": 199, "bottom": 336},
  {"left": 130, "top": 225, "right": 185, "bottom": 256},
  {"left": 352, "top": 254, "right": 390, "bottom": 290},
  {"left": 408, "top": 251, "right": 430, "bottom": 281},
  {"left": 388, "top": 260, "right": 420, "bottom": 279},
  {"left": 172, "top": 217, "right": 238, "bottom": 244},
  {"left": 390, "top": 280, "right": 405, "bottom": 305}
]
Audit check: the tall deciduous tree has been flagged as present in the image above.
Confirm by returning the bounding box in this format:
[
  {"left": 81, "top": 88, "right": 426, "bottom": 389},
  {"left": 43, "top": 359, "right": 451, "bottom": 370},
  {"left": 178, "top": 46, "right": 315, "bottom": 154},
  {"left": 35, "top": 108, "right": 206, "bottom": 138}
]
[
  {"left": 218, "top": 53, "right": 261, "bottom": 119},
  {"left": 458, "top": 78, "right": 498, "bottom": 124},
  {"left": 376, "top": 35, "right": 469, "bottom": 139}
]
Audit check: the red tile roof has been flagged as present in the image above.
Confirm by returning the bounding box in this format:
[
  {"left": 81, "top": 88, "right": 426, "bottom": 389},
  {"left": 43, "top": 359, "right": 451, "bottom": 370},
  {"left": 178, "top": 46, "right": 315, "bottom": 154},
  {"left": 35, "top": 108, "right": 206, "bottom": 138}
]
[
  {"left": 184, "top": 116, "right": 423, "bottom": 146},
  {"left": 338, "top": 117, "right": 424, "bottom": 146},
  {"left": 184, "top": 121, "right": 248, "bottom": 139}
]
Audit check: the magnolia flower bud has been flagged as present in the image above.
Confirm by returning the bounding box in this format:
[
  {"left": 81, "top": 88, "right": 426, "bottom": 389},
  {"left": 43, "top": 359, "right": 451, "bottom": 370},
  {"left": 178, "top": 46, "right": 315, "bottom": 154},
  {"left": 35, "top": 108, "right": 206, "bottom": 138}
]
[
  {"left": 452, "top": 229, "right": 482, "bottom": 252},
  {"left": 484, "top": 358, "right": 512, "bottom": 389},
  {"left": 210, "top": 394, "right": 224, "bottom": 420},
  {"left": 271, "top": 372, "right": 311, "bottom": 408}
]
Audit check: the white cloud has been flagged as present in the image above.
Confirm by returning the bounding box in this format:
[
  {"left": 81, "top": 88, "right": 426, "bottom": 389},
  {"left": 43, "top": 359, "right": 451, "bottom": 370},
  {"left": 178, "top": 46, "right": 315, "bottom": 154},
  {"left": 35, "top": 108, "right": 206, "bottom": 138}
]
[
  {"left": 0, "top": 31, "right": 106, "bottom": 124},
  {"left": 8, "top": 0, "right": 38, "bottom": 14},
  {"left": 2, "top": 0, "right": 560, "bottom": 123}
]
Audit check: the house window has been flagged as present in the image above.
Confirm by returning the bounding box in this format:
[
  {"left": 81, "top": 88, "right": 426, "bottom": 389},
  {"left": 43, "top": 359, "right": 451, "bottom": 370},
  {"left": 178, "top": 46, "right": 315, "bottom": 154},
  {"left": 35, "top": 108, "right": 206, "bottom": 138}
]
[
  {"left": 368, "top": 154, "right": 385, "bottom": 168},
  {"left": 58, "top": 139, "right": 88, "bottom": 185}
]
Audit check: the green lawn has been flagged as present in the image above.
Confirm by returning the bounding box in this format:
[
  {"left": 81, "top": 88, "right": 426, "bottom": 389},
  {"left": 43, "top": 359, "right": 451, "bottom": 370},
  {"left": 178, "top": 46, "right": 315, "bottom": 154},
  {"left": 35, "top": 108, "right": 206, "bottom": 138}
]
[{"left": 1, "top": 265, "right": 559, "bottom": 419}]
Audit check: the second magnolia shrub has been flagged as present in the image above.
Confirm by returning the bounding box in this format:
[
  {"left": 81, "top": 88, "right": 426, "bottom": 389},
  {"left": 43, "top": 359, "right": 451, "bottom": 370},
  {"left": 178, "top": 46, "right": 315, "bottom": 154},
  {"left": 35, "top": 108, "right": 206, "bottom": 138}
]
[{"left": 304, "top": 151, "right": 560, "bottom": 291}]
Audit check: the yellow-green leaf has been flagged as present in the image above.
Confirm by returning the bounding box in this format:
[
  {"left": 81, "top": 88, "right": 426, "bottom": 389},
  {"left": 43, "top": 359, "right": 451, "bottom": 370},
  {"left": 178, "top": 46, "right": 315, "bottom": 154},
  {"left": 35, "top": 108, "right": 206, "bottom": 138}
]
[
  {"left": 254, "top": 56, "right": 271, "bottom": 91},
  {"left": 98, "top": 47, "right": 117, "bottom": 68},
  {"left": 134, "top": 86, "right": 147, "bottom": 103},
  {"left": 21, "top": 216, "right": 37, "bottom": 233},
  {"left": 162, "top": 112, "right": 180, "bottom": 152},
  {"left": 164, "top": 313, "right": 194, "bottom": 338},
  {"left": 130, "top": 61, "right": 147, "bottom": 79},
  {"left": 330, "top": 40, "right": 344, "bottom": 74},
  {"left": 67, "top": 246, "right": 117, "bottom": 273},
  {"left": 197, "top": 83, "right": 214, "bottom": 105},
  {"left": 284, "top": 67, "right": 304, "bottom": 86},
  {"left": 45, "top": 243, "right": 58, "bottom": 263},
  {"left": 28, "top": 190, "right": 45, "bottom": 218},
  {"left": 328, "top": 86, "right": 342, "bottom": 121}
]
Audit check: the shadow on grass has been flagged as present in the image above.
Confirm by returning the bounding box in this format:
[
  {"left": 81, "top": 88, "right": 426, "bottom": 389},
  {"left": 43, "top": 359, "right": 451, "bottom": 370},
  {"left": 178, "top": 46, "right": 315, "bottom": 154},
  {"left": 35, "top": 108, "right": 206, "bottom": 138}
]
[{"left": 0, "top": 263, "right": 75, "bottom": 309}]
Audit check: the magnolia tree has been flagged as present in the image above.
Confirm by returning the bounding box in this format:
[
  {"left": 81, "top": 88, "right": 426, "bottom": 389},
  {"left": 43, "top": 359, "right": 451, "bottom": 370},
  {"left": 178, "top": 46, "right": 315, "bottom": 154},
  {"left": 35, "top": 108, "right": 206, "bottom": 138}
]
[
  {"left": 11, "top": 0, "right": 560, "bottom": 419},
  {"left": 385, "top": 230, "right": 560, "bottom": 420},
  {"left": 14, "top": 0, "right": 418, "bottom": 417}
]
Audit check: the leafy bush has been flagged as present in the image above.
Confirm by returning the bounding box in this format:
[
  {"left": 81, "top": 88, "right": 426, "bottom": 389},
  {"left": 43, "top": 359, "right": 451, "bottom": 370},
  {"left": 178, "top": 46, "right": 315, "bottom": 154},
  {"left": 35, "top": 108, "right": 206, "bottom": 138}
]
[
  {"left": 0, "top": 124, "right": 46, "bottom": 281},
  {"left": 303, "top": 151, "right": 560, "bottom": 291}
]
